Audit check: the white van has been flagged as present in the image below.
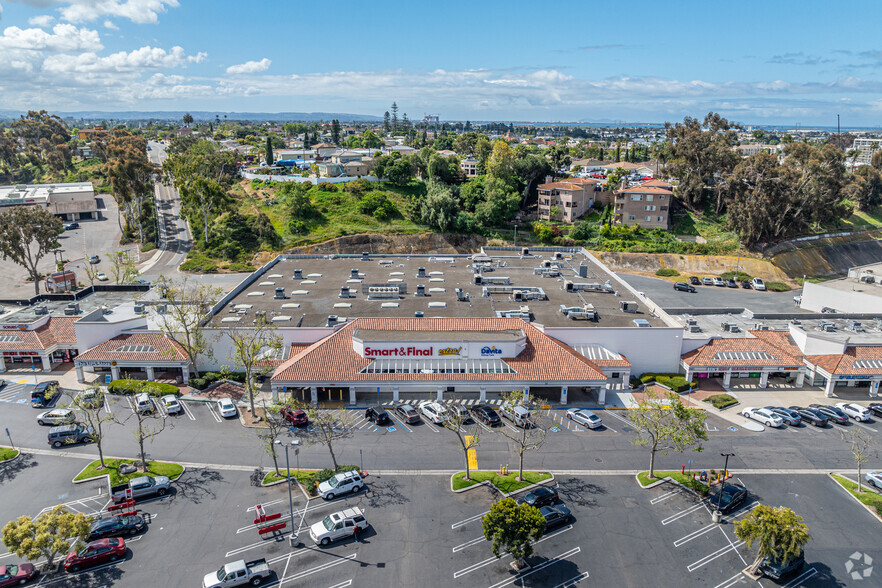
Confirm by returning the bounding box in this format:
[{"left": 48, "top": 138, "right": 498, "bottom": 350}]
[
  {"left": 135, "top": 393, "right": 154, "bottom": 415},
  {"left": 501, "top": 404, "right": 532, "bottom": 427}
]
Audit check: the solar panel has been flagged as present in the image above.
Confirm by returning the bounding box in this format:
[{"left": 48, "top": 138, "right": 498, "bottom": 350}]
[
  {"left": 712, "top": 351, "right": 774, "bottom": 361},
  {"left": 0, "top": 334, "right": 22, "bottom": 343},
  {"left": 112, "top": 344, "right": 157, "bottom": 353},
  {"left": 854, "top": 359, "right": 882, "bottom": 369}
]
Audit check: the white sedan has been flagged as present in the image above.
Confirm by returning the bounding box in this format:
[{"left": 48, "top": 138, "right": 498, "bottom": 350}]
[
  {"left": 96, "top": 272, "right": 108, "bottom": 281},
  {"left": 866, "top": 471, "right": 882, "bottom": 489},
  {"left": 566, "top": 408, "right": 603, "bottom": 429},
  {"left": 741, "top": 407, "right": 784, "bottom": 427},
  {"left": 217, "top": 398, "right": 237, "bottom": 418},
  {"left": 420, "top": 402, "right": 448, "bottom": 424},
  {"left": 161, "top": 395, "right": 183, "bottom": 415},
  {"left": 835, "top": 402, "right": 871, "bottom": 422},
  {"left": 36, "top": 408, "right": 76, "bottom": 426}
]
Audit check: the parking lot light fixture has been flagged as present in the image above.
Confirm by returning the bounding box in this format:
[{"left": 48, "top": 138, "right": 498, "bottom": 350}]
[
  {"left": 717, "top": 452, "right": 735, "bottom": 512},
  {"left": 275, "top": 439, "right": 300, "bottom": 547}
]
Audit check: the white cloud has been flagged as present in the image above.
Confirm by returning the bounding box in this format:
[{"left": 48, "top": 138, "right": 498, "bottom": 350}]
[
  {"left": 103, "top": 19, "right": 118, "bottom": 29},
  {"left": 226, "top": 57, "right": 271, "bottom": 75},
  {"left": 28, "top": 15, "right": 56, "bottom": 26},
  {"left": 9, "top": 0, "right": 180, "bottom": 24},
  {"left": 42, "top": 44, "right": 204, "bottom": 73},
  {"left": 0, "top": 23, "right": 101, "bottom": 51}
]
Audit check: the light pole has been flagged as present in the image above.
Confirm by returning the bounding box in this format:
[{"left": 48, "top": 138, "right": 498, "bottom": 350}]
[
  {"left": 717, "top": 452, "right": 735, "bottom": 511},
  {"left": 275, "top": 438, "right": 302, "bottom": 547}
]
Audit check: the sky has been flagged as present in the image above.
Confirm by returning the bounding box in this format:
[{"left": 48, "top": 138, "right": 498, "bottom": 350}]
[{"left": 2, "top": 0, "right": 882, "bottom": 126}]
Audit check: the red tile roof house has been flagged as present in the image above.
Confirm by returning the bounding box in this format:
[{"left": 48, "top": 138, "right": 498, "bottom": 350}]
[{"left": 271, "top": 317, "right": 609, "bottom": 406}]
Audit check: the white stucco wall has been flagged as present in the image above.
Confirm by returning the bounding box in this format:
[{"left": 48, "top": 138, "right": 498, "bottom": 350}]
[
  {"left": 788, "top": 323, "right": 847, "bottom": 356},
  {"left": 800, "top": 280, "right": 882, "bottom": 314},
  {"left": 544, "top": 326, "right": 684, "bottom": 375},
  {"left": 199, "top": 326, "right": 335, "bottom": 372}
]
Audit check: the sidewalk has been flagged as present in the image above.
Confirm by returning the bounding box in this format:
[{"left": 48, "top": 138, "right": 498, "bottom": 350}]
[{"left": 1, "top": 363, "right": 99, "bottom": 390}]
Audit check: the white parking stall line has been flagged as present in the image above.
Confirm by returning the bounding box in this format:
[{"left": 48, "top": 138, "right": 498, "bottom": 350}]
[
  {"left": 604, "top": 410, "right": 644, "bottom": 431},
  {"left": 503, "top": 422, "right": 519, "bottom": 433},
  {"left": 718, "top": 526, "right": 748, "bottom": 566},
  {"left": 713, "top": 572, "right": 745, "bottom": 588},
  {"left": 422, "top": 419, "right": 440, "bottom": 433},
  {"left": 474, "top": 420, "right": 492, "bottom": 433},
  {"left": 225, "top": 539, "right": 268, "bottom": 558},
  {"left": 205, "top": 403, "right": 222, "bottom": 423},
  {"left": 673, "top": 524, "right": 717, "bottom": 547},
  {"left": 180, "top": 401, "right": 197, "bottom": 421},
  {"left": 551, "top": 572, "right": 590, "bottom": 588},
  {"left": 279, "top": 553, "right": 356, "bottom": 585},
  {"left": 155, "top": 401, "right": 167, "bottom": 418},
  {"left": 661, "top": 502, "right": 708, "bottom": 525},
  {"left": 782, "top": 567, "right": 818, "bottom": 588},
  {"left": 0, "top": 552, "right": 14, "bottom": 559},
  {"left": 452, "top": 535, "right": 487, "bottom": 553},
  {"left": 103, "top": 395, "right": 112, "bottom": 414},
  {"left": 686, "top": 541, "right": 745, "bottom": 572},
  {"left": 453, "top": 526, "right": 572, "bottom": 578},
  {"left": 237, "top": 498, "right": 345, "bottom": 534},
  {"left": 246, "top": 499, "right": 286, "bottom": 512},
  {"left": 855, "top": 422, "right": 878, "bottom": 433},
  {"left": 486, "top": 546, "right": 581, "bottom": 588},
  {"left": 327, "top": 581, "right": 352, "bottom": 588},
  {"left": 650, "top": 489, "right": 680, "bottom": 505},
  {"left": 37, "top": 560, "right": 123, "bottom": 586},
  {"left": 387, "top": 414, "right": 412, "bottom": 433},
  {"left": 451, "top": 510, "right": 490, "bottom": 530}
]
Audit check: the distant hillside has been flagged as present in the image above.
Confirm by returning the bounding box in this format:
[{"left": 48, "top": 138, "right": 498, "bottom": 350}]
[{"left": 0, "top": 110, "right": 382, "bottom": 123}]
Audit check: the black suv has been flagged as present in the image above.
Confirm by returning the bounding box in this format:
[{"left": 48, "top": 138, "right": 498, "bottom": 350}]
[
  {"left": 365, "top": 406, "right": 391, "bottom": 425},
  {"left": 673, "top": 282, "right": 696, "bottom": 293},
  {"left": 48, "top": 424, "right": 94, "bottom": 448}
]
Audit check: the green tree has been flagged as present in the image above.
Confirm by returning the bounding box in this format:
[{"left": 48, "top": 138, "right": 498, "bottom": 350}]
[
  {"left": 420, "top": 182, "right": 459, "bottom": 231},
  {"left": 331, "top": 119, "right": 341, "bottom": 145},
  {"left": 183, "top": 113, "right": 194, "bottom": 127},
  {"left": 305, "top": 407, "right": 356, "bottom": 470},
  {"left": 385, "top": 158, "right": 414, "bottom": 186},
  {"left": 486, "top": 140, "right": 517, "bottom": 188},
  {"left": 383, "top": 111, "right": 391, "bottom": 133},
  {"left": 474, "top": 136, "right": 493, "bottom": 174},
  {"left": 845, "top": 165, "right": 882, "bottom": 211},
  {"left": 735, "top": 505, "right": 811, "bottom": 575},
  {"left": 512, "top": 155, "right": 553, "bottom": 206},
  {"left": 840, "top": 426, "right": 877, "bottom": 493},
  {"left": 481, "top": 498, "right": 546, "bottom": 568},
  {"left": 630, "top": 388, "right": 708, "bottom": 479},
  {"left": 265, "top": 136, "right": 274, "bottom": 166},
  {"left": 2, "top": 506, "right": 91, "bottom": 570},
  {"left": 180, "top": 177, "right": 233, "bottom": 244},
  {"left": 498, "top": 390, "right": 547, "bottom": 481},
  {"left": 547, "top": 144, "right": 571, "bottom": 171},
  {"left": 105, "top": 131, "right": 155, "bottom": 243},
  {"left": 259, "top": 399, "right": 304, "bottom": 475},
  {"left": 225, "top": 316, "right": 283, "bottom": 416},
  {"left": 0, "top": 206, "right": 63, "bottom": 295},
  {"left": 108, "top": 250, "right": 139, "bottom": 284},
  {"left": 475, "top": 177, "right": 520, "bottom": 226},
  {"left": 460, "top": 178, "right": 485, "bottom": 211},
  {"left": 390, "top": 102, "right": 399, "bottom": 133}
]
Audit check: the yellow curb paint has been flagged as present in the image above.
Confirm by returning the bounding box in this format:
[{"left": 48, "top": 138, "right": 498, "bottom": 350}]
[
  {"left": 17, "top": 380, "right": 28, "bottom": 384},
  {"left": 466, "top": 435, "right": 478, "bottom": 471}
]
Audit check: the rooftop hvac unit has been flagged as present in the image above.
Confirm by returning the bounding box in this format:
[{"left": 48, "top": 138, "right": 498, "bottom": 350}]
[
  {"left": 414, "top": 311, "right": 424, "bottom": 317},
  {"left": 729, "top": 325, "right": 740, "bottom": 333},
  {"left": 521, "top": 247, "right": 529, "bottom": 256},
  {"left": 417, "top": 267, "right": 427, "bottom": 278},
  {"left": 861, "top": 275, "right": 876, "bottom": 283},
  {"left": 823, "top": 324, "right": 836, "bottom": 332},
  {"left": 541, "top": 260, "right": 552, "bottom": 268},
  {"left": 339, "top": 286, "right": 350, "bottom": 298},
  {"left": 293, "top": 269, "right": 303, "bottom": 279},
  {"left": 156, "top": 303, "right": 168, "bottom": 314},
  {"left": 688, "top": 325, "right": 702, "bottom": 333},
  {"left": 456, "top": 288, "right": 470, "bottom": 302},
  {"left": 351, "top": 268, "right": 360, "bottom": 279},
  {"left": 721, "top": 321, "right": 737, "bottom": 331},
  {"left": 513, "top": 290, "right": 523, "bottom": 301},
  {"left": 578, "top": 263, "right": 588, "bottom": 278},
  {"left": 415, "top": 284, "right": 426, "bottom": 297},
  {"left": 553, "top": 251, "right": 562, "bottom": 260},
  {"left": 848, "top": 321, "right": 865, "bottom": 332},
  {"left": 274, "top": 287, "right": 286, "bottom": 299},
  {"left": 367, "top": 285, "right": 401, "bottom": 299},
  {"left": 790, "top": 319, "right": 802, "bottom": 325},
  {"left": 620, "top": 300, "right": 638, "bottom": 313},
  {"left": 134, "top": 303, "right": 145, "bottom": 314},
  {"left": 686, "top": 318, "right": 697, "bottom": 326},
  {"left": 754, "top": 324, "right": 770, "bottom": 331},
  {"left": 327, "top": 315, "right": 338, "bottom": 327},
  {"left": 361, "top": 251, "right": 370, "bottom": 261},
  {"left": 474, "top": 275, "right": 483, "bottom": 285}
]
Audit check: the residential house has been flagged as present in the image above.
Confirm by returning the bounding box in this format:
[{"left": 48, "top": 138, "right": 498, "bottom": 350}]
[
  {"left": 460, "top": 158, "right": 479, "bottom": 177},
  {"left": 537, "top": 176, "right": 601, "bottom": 222},
  {"left": 317, "top": 163, "right": 344, "bottom": 178},
  {"left": 613, "top": 181, "right": 673, "bottom": 229},
  {"left": 77, "top": 127, "right": 106, "bottom": 141},
  {"left": 602, "top": 161, "right": 655, "bottom": 177},
  {"left": 330, "top": 150, "right": 364, "bottom": 165},
  {"left": 342, "top": 160, "right": 374, "bottom": 177}
]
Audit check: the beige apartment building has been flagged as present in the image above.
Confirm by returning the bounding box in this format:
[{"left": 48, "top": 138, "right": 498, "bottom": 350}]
[
  {"left": 614, "top": 182, "right": 673, "bottom": 229},
  {"left": 537, "top": 177, "right": 601, "bottom": 222}
]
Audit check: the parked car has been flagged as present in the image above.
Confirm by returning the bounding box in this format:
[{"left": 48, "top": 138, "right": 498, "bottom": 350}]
[
  {"left": 36, "top": 408, "right": 75, "bottom": 426},
  {"left": 751, "top": 277, "right": 767, "bottom": 291},
  {"left": 280, "top": 407, "right": 308, "bottom": 426},
  {"left": 309, "top": 507, "right": 368, "bottom": 546},
  {"left": 740, "top": 407, "right": 784, "bottom": 427},
  {"left": 701, "top": 277, "right": 714, "bottom": 286},
  {"left": 500, "top": 403, "right": 532, "bottom": 427},
  {"left": 869, "top": 403, "right": 882, "bottom": 418},
  {"left": 725, "top": 279, "right": 738, "bottom": 288},
  {"left": 538, "top": 505, "right": 572, "bottom": 531},
  {"left": 788, "top": 406, "right": 828, "bottom": 427},
  {"left": 75, "top": 389, "right": 101, "bottom": 408},
  {"left": 161, "top": 395, "right": 182, "bottom": 415},
  {"left": 710, "top": 483, "right": 748, "bottom": 514},
  {"left": 31, "top": 380, "right": 60, "bottom": 407},
  {"left": 448, "top": 404, "right": 471, "bottom": 423},
  {"left": 317, "top": 470, "right": 365, "bottom": 500},
  {"left": 689, "top": 276, "right": 701, "bottom": 286},
  {"left": 95, "top": 272, "right": 108, "bottom": 281},
  {"left": 202, "top": 558, "right": 271, "bottom": 588},
  {"left": 48, "top": 424, "right": 94, "bottom": 448},
  {"left": 741, "top": 281, "right": 752, "bottom": 289},
  {"left": 835, "top": 402, "right": 871, "bottom": 422},
  {"left": 88, "top": 255, "right": 100, "bottom": 264},
  {"left": 64, "top": 537, "right": 126, "bottom": 572},
  {"left": 470, "top": 404, "right": 501, "bottom": 426},
  {"left": 865, "top": 470, "right": 882, "bottom": 489},
  {"left": 758, "top": 550, "right": 804, "bottom": 581},
  {"left": 673, "top": 282, "right": 696, "bottom": 293},
  {"left": 808, "top": 404, "right": 849, "bottom": 424},
  {"left": 110, "top": 475, "right": 171, "bottom": 503},
  {"left": 566, "top": 408, "right": 603, "bottom": 429},
  {"left": 63, "top": 222, "right": 79, "bottom": 230},
  {"left": 134, "top": 393, "right": 154, "bottom": 415},
  {"left": 365, "top": 406, "right": 390, "bottom": 425},
  {"left": 713, "top": 277, "right": 726, "bottom": 287},
  {"left": 517, "top": 487, "right": 558, "bottom": 508},
  {"left": 217, "top": 398, "right": 237, "bottom": 418},
  {"left": 0, "top": 563, "right": 38, "bottom": 586},
  {"left": 88, "top": 515, "right": 145, "bottom": 541},
  {"left": 764, "top": 406, "right": 801, "bottom": 426},
  {"left": 394, "top": 404, "right": 420, "bottom": 424},
  {"left": 420, "top": 402, "right": 448, "bottom": 424}
]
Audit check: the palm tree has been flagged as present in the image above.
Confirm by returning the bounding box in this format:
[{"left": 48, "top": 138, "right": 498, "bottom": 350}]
[{"left": 735, "top": 505, "right": 811, "bottom": 575}]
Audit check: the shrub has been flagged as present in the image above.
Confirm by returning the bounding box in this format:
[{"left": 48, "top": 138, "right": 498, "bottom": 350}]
[
  {"left": 107, "top": 379, "right": 180, "bottom": 397},
  {"left": 638, "top": 373, "right": 696, "bottom": 393},
  {"left": 188, "top": 378, "right": 207, "bottom": 390},
  {"left": 705, "top": 394, "right": 738, "bottom": 410},
  {"left": 300, "top": 465, "right": 359, "bottom": 495},
  {"left": 140, "top": 242, "right": 156, "bottom": 253},
  {"left": 202, "top": 263, "right": 218, "bottom": 273},
  {"left": 766, "top": 281, "right": 790, "bottom": 292},
  {"left": 719, "top": 271, "right": 752, "bottom": 281},
  {"left": 656, "top": 268, "right": 679, "bottom": 277},
  {"left": 226, "top": 262, "right": 256, "bottom": 272},
  {"left": 316, "top": 182, "right": 338, "bottom": 192}
]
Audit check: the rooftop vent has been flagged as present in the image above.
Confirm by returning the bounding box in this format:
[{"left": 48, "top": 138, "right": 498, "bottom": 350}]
[
  {"left": 417, "top": 267, "right": 426, "bottom": 278},
  {"left": 415, "top": 284, "right": 426, "bottom": 297},
  {"left": 456, "top": 288, "right": 470, "bottom": 302},
  {"left": 293, "top": 269, "right": 303, "bottom": 280},
  {"left": 274, "top": 287, "right": 286, "bottom": 299},
  {"left": 521, "top": 247, "right": 529, "bottom": 256},
  {"left": 350, "top": 268, "right": 360, "bottom": 279},
  {"left": 134, "top": 303, "right": 146, "bottom": 314},
  {"left": 327, "top": 315, "right": 339, "bottom": 327},
  {"left": 362, "top": 251, "right": 370, "bottom": 261},
  {"left": 339, "top": 286, "right": 351, "bottom": 298}
]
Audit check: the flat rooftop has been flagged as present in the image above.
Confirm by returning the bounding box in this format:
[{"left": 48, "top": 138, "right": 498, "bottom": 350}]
[
  {"left": 819, "top": 276, "right": 882, "bottom": 299},
  {"left": 674, "top": 312, "right": 882, "bottom": 344},
  {"left": 0, "top": 182, "right": 94, "bottom": 204},
  {"left": 210, "top": 252, "right": 668, "bottom": 329},
  {"left": 0, "top": 289, "right": 146, "bottom": 326}
]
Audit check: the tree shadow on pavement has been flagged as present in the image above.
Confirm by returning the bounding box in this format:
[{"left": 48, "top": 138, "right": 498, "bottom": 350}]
[
  {"left": 362, "top": 477, "right": 410, "bottom": 508},
  {"left": 169, "top": 468, "right": 225, "bottom": 504},
  {"left": 0, "top": 452, "right": 39, "bottom": 484},
  {"left": 555, "top": 477, "right": 607, "bottom": 508},
  {"left": 518, "top": 555, "right": 583, "bottom": 587}
]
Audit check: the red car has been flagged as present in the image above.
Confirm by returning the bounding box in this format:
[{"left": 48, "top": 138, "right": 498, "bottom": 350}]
[
  {"left": 0, "top": 563, "right": 38, "bottom": 586},
  {"left": 281, "top": 407, "right": 308, "bottom": 426},
  {"left": 64, "top": 538, "right": 126, "bottom": 572}
]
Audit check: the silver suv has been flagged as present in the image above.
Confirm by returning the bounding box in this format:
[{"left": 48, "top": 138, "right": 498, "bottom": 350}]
[{"left": 317, "top": 470, "right": 364, "bottom": 500}]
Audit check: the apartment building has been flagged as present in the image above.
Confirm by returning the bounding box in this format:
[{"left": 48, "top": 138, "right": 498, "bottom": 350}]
[
  {"left": 614, "top": 182, "right": 673, "bottom": 229},
  {"left": 537, "top": 176, "right": 601, "bottom": 222},
  {"left": 849, "top": 138, "right": 882, "bottom": 166}
]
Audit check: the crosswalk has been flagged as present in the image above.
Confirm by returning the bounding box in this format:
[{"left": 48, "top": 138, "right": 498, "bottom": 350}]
[{"left": 380, "top": 398, "right": 505, "bottom": 407}]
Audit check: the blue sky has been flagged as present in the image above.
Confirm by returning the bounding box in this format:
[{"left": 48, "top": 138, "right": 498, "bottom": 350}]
[{"left": 2, "top": 0, "right": 882, "bottom": 125}]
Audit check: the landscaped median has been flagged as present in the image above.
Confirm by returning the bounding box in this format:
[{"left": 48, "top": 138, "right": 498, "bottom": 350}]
[
  {"left": 703, "top": 393, "right": 739, "bottom": 410},
  {"left": 830, "top": 473, "right": 882, "bottom": 520},
  {"left": 0, "top": 446, "right": 19, "bottom": 462},
  {"left": 451, "top": 471, "right": 552, "bottom": 493},
  {"left": 73, "top": 458, "right": 184, "bottom": 485},
  {"left": 636, "top": 471, "right": 710, "bottom": 497},
  {"left": 262, "top": 465, "right": 360, "bottom": 495}
]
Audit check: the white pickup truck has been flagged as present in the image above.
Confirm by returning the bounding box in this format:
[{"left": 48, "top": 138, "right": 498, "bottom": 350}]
[
  {"left": 110, "top": 475, "right": 171, "bottom": 503},
  {"left": 202, "top": 558, "right": 271, "bottom": 588}
]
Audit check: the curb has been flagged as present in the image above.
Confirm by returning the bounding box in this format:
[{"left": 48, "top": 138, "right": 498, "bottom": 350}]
[
  {"left": 635, "top": 472, "right": 718, "bottom": 498},
  {"left": 72, "top": 460, "right": 187, "bottom": 486},
  {"left": 828, "top": 472, "right": 882, "bottom": 524},
  {"left": 0, "top": 447, "right": 21, "bottom": 464},
  {"left": 450, "top": 471, "right": 555, "bottom": 495}
]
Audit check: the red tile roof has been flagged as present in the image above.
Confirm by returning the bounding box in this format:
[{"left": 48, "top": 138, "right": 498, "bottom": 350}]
[
  {"left": 272, "top": 317, "right": 606, "bottom": 384},
  {"left": 805, "top": 346, "right": 882, "bottom": 376},
  {"left": 616, "top": 186, "right": 675, "bottom": 195},
  {"left": 76, "top": 332, "right": 190, "bottom": 363},
  {"left": 681, "top": 331, "right": 803, "bottom": 368},
  {"left": 0, "top": 317, "right": 78, "bottom": 351}
]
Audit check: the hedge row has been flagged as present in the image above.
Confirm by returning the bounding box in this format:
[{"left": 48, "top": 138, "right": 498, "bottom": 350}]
[
  {"left": 638, "top": 372, "right": 696, "bottom": 393},
  {"left": 655, "top": 268, "right": 679, "bottom": 277},
  {"left": 765, "top": 281, "right": 790, "bottom": 292},
  {"left": 189, "top": 371, "right": 248, "bottom": 391},
  {"left": 107, "top": 379, "right": 180, "bottom": 397}
]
